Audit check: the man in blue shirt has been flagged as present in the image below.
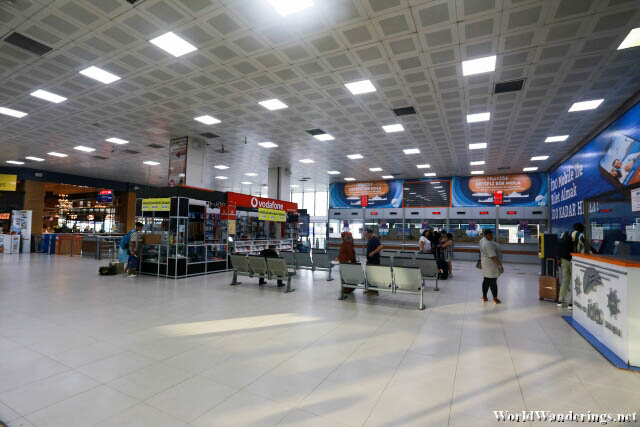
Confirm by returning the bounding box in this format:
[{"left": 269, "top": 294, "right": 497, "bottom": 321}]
[{"left": 364, "top": 228, "right": 383, "bottom": 296}]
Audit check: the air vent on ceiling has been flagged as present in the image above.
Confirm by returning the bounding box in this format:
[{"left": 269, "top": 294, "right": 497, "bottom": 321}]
[
  {"left": 147, "top": 143, "right": 163, "bottom": 149},
  {"left": 497, "top": 167, "right": 510, "bottom": 171},
  {"left": 91, "top": 122, "right": 105, "bottom": 128},
  {"left": 4, "top": 32, "right": 52, "bottom": 56},
  {"left": 123, "top": 149, "right": 139, "bottom": 154},
  {"left": 494, "top": 79, "right": 525, "bottom": 94},
  {"left": 200, "top": 132, "right": 219, "bottom": 139},
  {"left": 305, "top": 129, "right": 325, "bottom": 136},
  {"left": 393, "top": 106, "right": 416, "bottom": 116},
  {"left": 92, "top": 155, "right": 108, "bottom": 160}
]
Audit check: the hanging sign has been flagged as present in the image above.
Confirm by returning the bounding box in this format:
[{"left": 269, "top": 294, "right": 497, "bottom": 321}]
[
  {"left": 0, "top": 174, "right": 17, "bottom": 191},
  {"left": 220, "top": 205, "right": 237, "bottom": 220},
  {"left": 226, "top": 192, "right": 298, "bottom": 213},
  {"left": 142, "top": 198, "right": 171, "bottom": 211},
  {"left": 168, "top": 137, "right": 188, "bottom": 187},
  {"left": 361, "top": 195, "right": 368, "bottom": 207},
  {"left": 494, "top": 190, "right": 503, "bottom": 205},
  {"left": 97, "top": 190, "right": 113, "bottom": 204},
  {"left": 258, "top": 208, "right": 286, "bottom": 222}
]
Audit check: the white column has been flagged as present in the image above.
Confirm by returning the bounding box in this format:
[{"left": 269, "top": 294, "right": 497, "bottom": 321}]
[{"left": 267, "top": 167, "right": 291, "bottom": 201}]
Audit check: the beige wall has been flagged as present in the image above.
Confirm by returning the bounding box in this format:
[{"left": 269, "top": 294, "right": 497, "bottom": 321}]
[{"left": 22, "top": 180, "right": 45, "bottom": 234}]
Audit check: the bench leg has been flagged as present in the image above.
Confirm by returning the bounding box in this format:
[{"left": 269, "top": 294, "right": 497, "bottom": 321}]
[
  {"left": 230, "top": 271, "right": 241, "bottom": 286},
  {"left": 338, "top": 281, "right": 346, "bottom": 300},
  {"left": 434, "top": 276, "right": 440, "bottom": 291},
  {"left": 284, "top": 275, "right": 295, "bottom": 293},
  {"left": 327, "top": 267, "right": 334, "bottom": 281},
  {"left": 419, "top": 284, "right": 425, "bottom": 310}
]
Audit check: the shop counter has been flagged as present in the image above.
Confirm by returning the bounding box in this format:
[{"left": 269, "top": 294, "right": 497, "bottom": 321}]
[{"left": 570, "top": 253, "right": 640, "bottom": 369}]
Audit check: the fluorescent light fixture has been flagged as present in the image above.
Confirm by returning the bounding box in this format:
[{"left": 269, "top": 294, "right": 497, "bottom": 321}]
[
  {"left": 258, "top": 141, "right": 278, "bottom": 148},
  {"left": 47, "top": 152, "right": 68, "bottom": 157},
  {"left": 383, "top": 124, "right": 404, "bottom": 133},
  {"left": 314, "top": 134, "right": 334, "bottom": 141},
  {"left": 245, "top": 173, "right": 258, "bottom": 176},
  {"left": 471, "top": 170, "right": 484, "bottom": 175},
  {"left": 150, "top": 31, "right": 197, "bottom": 57},
  {"left": 267, "top": 0, "right": 314, "bottom": 16},
  {"left": 194, "top": 115, "right": 220, "bottom": 125},
  {"left": 403, "top": 148, "right": 420, "bottom": 155},
  {"left": 327, "top": 170, "right": 340, "bottom": 175},
  {"left": 369, "top": 167, "right": 382, "bottom": 172},
  {"left": 347, "top": 154, "right": 363, "bottom": 160},
  {"left": 531, "top": 156, "right": 549, "bottom": 161},
  {"left": 470, "top": 161, "right": 485, "bottom": 166},
  {"left": 467, "top": 112, "right": 490, "bottom": 123},
  {"left": 74, "top": 145, "right": 95, "bottom": 153},
  {"left": 568, "top": 99, "right": 603, "bottom": 112},
  {"left": 215, "top": 176, "right": 228, "bottom": 180},
  {"left": 143, "top": 161, "right": 160, "bottom": 166},
  {"left": 30, "top": 89, "right": 66, "bottom": 103},
  {"left": 469, "top": 142, "right": 487, "bottom": 150},
  {"left": 6, "top": 160, "right": 24, "bottom": 165},
  {"left": 259, "top": 99, "right": 288, "bottom": 110},
  {"left": 544, "top": 135, "right": 569, "bottom": 143},
  {"left": 618, "top": 28, "right": 640, "bottom": 50},
  {"left": 214, "top": 165, "right": 229, "bottom": 169},
  {"left": 417, "top": 164, "right": 430, "bottom": 169},
  {"left": 106, "top": 137, "right": 129, "bottom": 145},
  {"left": 382, "top": 175, "right": 394, "bottom": 179},
  {"left": 523, "top": 167, "right": 539, "bottom": 172},
  {"left": 79, "top": 66, "right": 120, "bottom": 84},
  {"left": 430, "top": 181, "right": 440, "bottom": 184},
  {"left": 344, "top": 79, "right": 376, "bottom": 95},
  {"left": 299, "top": 159, "right": 315, "bottom": 163},
  {"left": 0, "top": 107, "right": 27, "bottom": 118},
  {"left": 434, "top": 186, "right": 443, "bottom": 189},
  {"left": 25, "top": 156, "right": 44, "bottom": 162},
  {"left": 241, "top": 181, "right": 253, "bottom": 185},
  {"left": 344, "top": 177, "right": 356, "bottom": 181},
  {"left": 424, "top": 173, "right": 436, "bottom": 177},
  {"left": 462, "top": 55, "right": 496, "bottom": 76},
  {"left": 290, "top": 184, "right": 299, "bottom": 188}
]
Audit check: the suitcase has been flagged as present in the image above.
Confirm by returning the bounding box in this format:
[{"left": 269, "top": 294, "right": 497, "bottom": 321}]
[{"left": 539, "top": 275, "right": 559, "bottom": 301}]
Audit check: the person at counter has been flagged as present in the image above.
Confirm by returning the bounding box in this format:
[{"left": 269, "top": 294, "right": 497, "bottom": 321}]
[
  {"left": 479, "top": 229, "right": 503, "bottom": 304},
  {"left": 364, "top": 228, "right": 383, "bottom": 296},
  {"left": 259, "top": 245, "right": 284, "bottom": 287},
  {"left": 557, "top": 231, "right": 574, "bottom": 309}
]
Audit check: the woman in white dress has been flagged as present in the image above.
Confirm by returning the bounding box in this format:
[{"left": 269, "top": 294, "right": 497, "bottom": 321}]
[{"left": 478, "top": 229, "right": 504, "bottom": 304}]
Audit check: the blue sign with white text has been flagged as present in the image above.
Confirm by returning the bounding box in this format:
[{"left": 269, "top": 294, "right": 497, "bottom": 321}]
[
  {"left": 329, "top": 180, "right": 403, "bottom": 208},
  {"left": 452, "top": 173, "right": 548, "bottom": 207}
]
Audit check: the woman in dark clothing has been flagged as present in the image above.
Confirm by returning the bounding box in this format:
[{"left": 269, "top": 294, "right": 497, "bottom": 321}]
[{"left": 337, "top": 231, "right": 357, "bottom": 294}]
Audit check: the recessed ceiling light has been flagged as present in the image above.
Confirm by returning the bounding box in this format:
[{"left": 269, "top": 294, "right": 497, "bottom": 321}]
[
  {"left": 258, "top": 141, "right": 278, "bottom": 148},
  {"left": 79, "top": 66, "right": 120, "bottom": 84},
  {"left": 466, "top": 112, "right": 490, "bottom": 123},
  {"left": 462, "top": 55, "right": 496, "bottom": 76},
  {"left": 344, "top": 177, "right": 356, "bottom": 181},
  {"left": 544, "top": 135, "right": 569, "bottom": 143},
  {"left": 327, "top": 170, "right": 340, "bottom": 175},
  {"left": 245, "top": 172, "right": 258, "bottom": 176},
  {"left": 471, "top": 170, "right": 484, "bottom": 175},
  {"left": 267, "top": 0, "right": 314, "bottom": 16},
  {"left": 214, "top": 165, "right": 229, "bottom": 169},
  {"left": 290, "top": 184, "right": 299, "bottom": 188},
  {"left": 215, "top": 176, "right": 228, "bottom": 180},
  {"left": 568, "top": 99, "right": 603, "bottom": 112},
  {"left": 150, "top": 31, "right": 197, "bottom": 57},
  {"left": 314, "top": 133, "right": 334, "bottom": 141},
  {"left": 403, "top": 148, "right": 420, "bottom": 155},
  {"left": 47, "top": 152, "right": 68, "bottom": 157},
  {"left": 347, "top": 154, "right": 363, "bottom": 159},
  {"left": 143, "top": 161, "right": 160, "bottom": 166},
  {"left": 299, "top": 159, "right": 314, "bottom": 163},
  {"left": 383, "top": 124, "right": 404, "bottom": 133},
  {"left": 617, "top": 28, "right": 640, "bottom": 50},
  {"left": 424, "top": 173, "right": 436, "bottom": 177},
  {"left": 0, "top": 107, "right": 27, "bottom": 118},
  {"left": 106, "top": 137, "right": 129, "bottom": 145},
  {"left": 382, "top": 175, "right": 394, "bottom": 179},
  {"left": 74, "top": 145, "right": 95, "bottom": 153},
  {"left": 470, "top": 161, "right": 485, "bottom": 166},
  {"left": 259, "top": 99, "right": 288, "bottom": 110},
  {"left": 434, "top": 186, "right": 443, "bottom": 189},
  {"left": 531, "top": 156, "right": 549, "bottom": 161},
  {"left": 469, "top": 142, "right": 487, "bottom": 149},
  {"left": 6, "top": 160, "right": 24, "bottom": 165},
  {"left": 30, "top": 89, "right": 67, "bottom": 103},
  {"left": 416, "top": 164, "right": 430, "bottom": 169},
  {"left": 344, "top": 79, "right": 376, "bottom": 95},
  {"left": 241, "top": 181, "right": 253, "bottom": 185},
  {"left": 25, "top": 156, "right": 44, "bottom": 162},
  {"left": 194, "top": 115, "right": 220, "bottom": 125},
  {"left": 369, "top": 167, "right": 382, "bottom": 172},
  {"left": 523, "top": 167, "right": 538, "bottom": 172},
  {"left": 430, "top": 181, "right": 440, "bottom": 185}
]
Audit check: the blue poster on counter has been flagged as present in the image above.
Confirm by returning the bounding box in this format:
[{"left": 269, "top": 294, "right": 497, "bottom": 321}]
[
  {"left": 452, "top": 173, "right": 548, "bottom": 207},
  {"left": 329, "top": 180, "right": 403, "bottom": 208},
  {"left": 550, "top": 101, "right": 640, "bottom": 233}
]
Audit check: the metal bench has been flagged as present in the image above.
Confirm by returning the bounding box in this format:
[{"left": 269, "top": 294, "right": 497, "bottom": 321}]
[
  {"left": 393, "top": 266, "right": 425, "bottom": 310},
  {"left": 326, "top": 248, "right": 339, "bottom": 261},
  {"left": 379, "top": 256, "right": 393, "bottom": 266},
  {"left": 266, "top": 257, "right": 295, "bottom": 293},
  {"left": 415, "top": 257, "right": 439, "bottom": 291},
  {"left": 312, "top": 251, "right": 334, "bottom": 281},
  {"left": 230, "top": 254, "right": 252, "bottom": 285},
  {"left": 365, "top": 264, "right": 393, "bottom": 293},
  {"left": 338, "top": 262, "right": 365, "bottom": 299},
  {"left": 247, "top": 255, "right": 270, "bottom": 283},
  {"left": 294, "top": 252, "right": 315, "bottom": 270},
  {"left": 280, "top": 251, "right": 297, "bottom": 273},
  {"left": 392, "top": 256, "right": 415, "bottom": 268}
]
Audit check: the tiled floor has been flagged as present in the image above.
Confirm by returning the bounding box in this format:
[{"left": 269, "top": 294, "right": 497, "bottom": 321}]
[{"left": 0, "top": 255, "right": 638, "bottom": 427}]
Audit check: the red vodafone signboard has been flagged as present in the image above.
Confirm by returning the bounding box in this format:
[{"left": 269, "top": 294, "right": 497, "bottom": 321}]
[{"left": 227, "top": 192, "right": 298, "bottom": 213}]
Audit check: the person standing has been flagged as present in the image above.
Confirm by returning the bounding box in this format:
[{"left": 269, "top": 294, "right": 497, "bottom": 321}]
[
  {"left": 337, "top": 231, "right": 356, "bottom": 263},
  {"left": 125, "top": 222, "right": 143, "bottom": 278},
  {"left": 478, "top": 229, "right": 503, "bottom": 303},
  {"left": 419, "top": 229, "right": 432, "bottom": 254},
  {"left": 557, "top": 231, "right": 573, "bottom": 309},
  {"left": 440, "top": 232, "right": 454, "bottom": 278},
  {"left": 571, "top": 223, "right": 586, "bottom": 254},
  {"left": 364, "top": 228, "right": 383, "bottom": 296}
]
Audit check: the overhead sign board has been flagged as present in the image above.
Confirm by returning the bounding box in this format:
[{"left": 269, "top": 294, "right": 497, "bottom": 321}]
[
  {"left": 0, "top": 174, "right": 17, "bottom": 191},
  {"left": 98, "top": 190, "right": 113, "bottom": 204},
  {"left": 142, "top": 198, "right": 171, "bottom": 211},
  {"left": 227, "top": 192, "right": 298, "bottom": 213},
  {"left": 258, "top": 207, "right": 286, "bottom": 222}
]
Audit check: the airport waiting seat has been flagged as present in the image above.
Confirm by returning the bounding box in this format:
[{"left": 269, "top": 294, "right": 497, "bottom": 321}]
[
  {"left": 399, "top": 251, "right": 417, "bottom": 260},
  {"left": 414, "top": 258, "right": 439, "bottom": 291},
  {"left": 326, "top": 248, "right": 339, "bottom": 261},
  {"left": 339, "top": 263, "right": 365, "bottom": 299},
  {"left": 365, "top": 264, "right": 393, "bottom": 292},
  {"left": 312, "top": 251, "right": 334, "bottom": 281},
  {"left": 392, "top": 257, "right": 415, "bottom": 268},
  {"left": 266, "top": 257, "right": 295, "bottom": 293},
  {"left": 294, "top": 252, "right": 315, "bottom": 270},
  {"left": 229, "top": 254, "right": 252, "bottom": 285},
  {"left": 381, "top": 250, "right": 397, "bottom": 259},
  {"left": 280, "top": 251, "right": 297, "bottom": 273},
  {"left": 393, "top": 266, "right": 425, "bottom": 310},
  {"left": 379, "top": 256, "right": 392, "bottom": 266},
  {"left": 247, "top": 256, "right": 269, "bottom": 282}
]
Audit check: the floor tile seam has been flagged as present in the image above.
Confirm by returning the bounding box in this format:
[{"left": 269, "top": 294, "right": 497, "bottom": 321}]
[
  {"left": 0, "top": 397, "right": 24, "bottom": 422},
  {"left": 17, "top": 381, "right": 106, "bottom": 422},
  {"left": 446, "top": 303, "right": 471, "bottom": 427},
  {"left": 0, "top": 355, "right": 75, "bottom": 395},
  {"left": 500, "top": 321, "right": 531, "bottom": 418}
]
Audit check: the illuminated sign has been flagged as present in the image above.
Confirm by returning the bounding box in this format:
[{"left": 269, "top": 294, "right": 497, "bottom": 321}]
[
  {"left": 432, "top": 211, "right": 441, "bottom": 215},
  {"left": 370, "top": 211, "right": 378, "bottom": 215},
  {"left": 0, "top": 174, "right": 17, "bottom": 192},
  {"left": 142, "top": 198, "right": 170, "bottom": 211},
  {"left": 258, "top": 208, "right": 286, "bottom": 222},
  {"left": 507, "top": 210, "right": 517, "bottom": 215},
  {"left": 494, "top": 190, "right": 503, "bottom": 205},
  {"left": 480, "top": 211, "right": 489, "bottom": 215}
]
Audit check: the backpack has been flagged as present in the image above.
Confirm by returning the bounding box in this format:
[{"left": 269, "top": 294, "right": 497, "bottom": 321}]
[
  {"left": 119, "top": 229, "right": 135, "bottom": 250},
  {"left": 99, "top": 265, "right": 117, "bottom": 275},
  {"left": 558, "top": 233, "right": 573, "bottom": 260}
]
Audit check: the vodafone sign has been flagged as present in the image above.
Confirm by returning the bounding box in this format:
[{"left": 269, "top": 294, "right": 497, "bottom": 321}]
[{"left": 227, "top": 192, "right": 298, "bottom": 213}]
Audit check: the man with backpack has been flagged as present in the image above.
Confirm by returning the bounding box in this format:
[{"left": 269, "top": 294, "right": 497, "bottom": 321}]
[
  {"left": 557, "top": 223, "right": 586, "bottom": 308},
  {"left": 120, "top": 222, "right": 143, "bottom": 278}
]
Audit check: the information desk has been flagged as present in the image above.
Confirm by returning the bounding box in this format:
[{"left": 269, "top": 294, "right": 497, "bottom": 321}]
[{"left": 571, "top": 253, "right": 640, "bottom": 368}]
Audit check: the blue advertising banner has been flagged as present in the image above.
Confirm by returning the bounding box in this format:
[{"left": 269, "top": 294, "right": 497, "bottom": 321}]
[
  {"left": 329, "top": 180, "right": 403, "bottom": 208},
  {"left": 550, "top": 101, "right": 640, "bottom": 233},
  {"left": 452, "top": 173, "right": 548, "bottom": 207}
]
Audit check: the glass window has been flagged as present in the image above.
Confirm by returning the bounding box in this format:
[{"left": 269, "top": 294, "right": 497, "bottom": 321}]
[
  {"left": 315, "top": 191, "right": 328, "bottom": 217},
  {"left": 291, "top": 192, "right": 303, "bottom": 210},
  {"left": 303, "top": 191, "right": 315, "bottom": 216}
]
